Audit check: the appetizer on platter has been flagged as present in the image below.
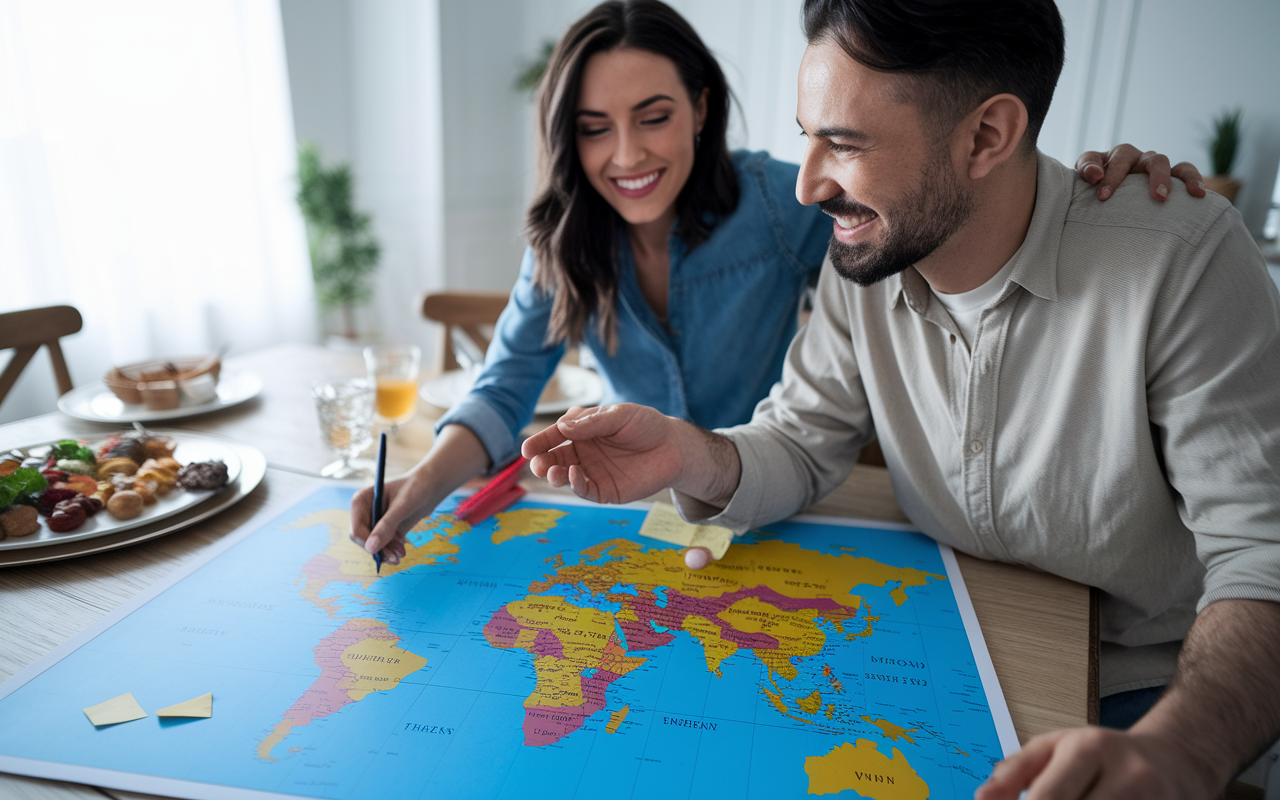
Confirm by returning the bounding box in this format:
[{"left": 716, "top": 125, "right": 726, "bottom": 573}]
[{"left": 0, "top": 431, "right": 231, "bottom": 540}]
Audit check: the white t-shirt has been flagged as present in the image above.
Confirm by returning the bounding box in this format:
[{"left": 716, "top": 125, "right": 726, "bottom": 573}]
[{"left": 929, "top": 258, "right": 1017, "bottom": 351}]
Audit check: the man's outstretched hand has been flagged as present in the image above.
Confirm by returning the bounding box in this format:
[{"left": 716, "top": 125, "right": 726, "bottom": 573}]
[
  {"left": 522, "top": 404, "right": 686, "bottom": 505},
  {"left": 522, "top": 403, "right": 743, "bottom": 512}
]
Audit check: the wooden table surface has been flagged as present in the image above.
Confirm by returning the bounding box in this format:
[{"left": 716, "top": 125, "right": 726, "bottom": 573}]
[{"left": 0, "top": 343, "right": 1093, "bottom": 800}]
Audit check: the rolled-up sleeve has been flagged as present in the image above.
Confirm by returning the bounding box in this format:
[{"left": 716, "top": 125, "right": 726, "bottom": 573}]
[
  {"left": 1145, "top": 210, "right": 1280, "bottom": 611},
  {"left": 672, "top": 258, "right": 876, "bottom": 531},
  {"left": 436, "top": 247, "right": 565, "bottom": 468}
]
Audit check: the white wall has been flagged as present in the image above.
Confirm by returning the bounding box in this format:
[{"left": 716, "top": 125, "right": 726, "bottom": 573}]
[
  {"left": 279, "top": 0, "right": 354, "bottom": 164},
  {"left": 439, "top": 0, "right": 529, "bottom": 291},
  {"left": 1041, "top": 0, "right": 1280, "bottom": 235},
  {"left": 280, "top": 0, "right": 445, "bottom": 356}
]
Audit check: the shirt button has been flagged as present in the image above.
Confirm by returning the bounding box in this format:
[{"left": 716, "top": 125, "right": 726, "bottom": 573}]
[
  {"left": 970, "top": 441, "right": 984, "bottom": 454},
  {"left": 950, "top": 334, "right": 957, "bottom": 344}
]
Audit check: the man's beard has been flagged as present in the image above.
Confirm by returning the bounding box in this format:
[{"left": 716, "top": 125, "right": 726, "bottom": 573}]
[{"left": 821, "top": 153, "right": 975, "bottom": 287}]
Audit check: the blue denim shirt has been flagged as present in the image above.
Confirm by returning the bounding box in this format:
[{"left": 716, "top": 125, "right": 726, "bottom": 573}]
[{"left": 437, "top": 151, "right": 831, "bottom": 467}]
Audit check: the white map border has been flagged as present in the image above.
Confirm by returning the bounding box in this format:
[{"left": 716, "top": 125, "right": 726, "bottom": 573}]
[{"left": 0, "top": 486, "right": 1021, "bottom": 799}]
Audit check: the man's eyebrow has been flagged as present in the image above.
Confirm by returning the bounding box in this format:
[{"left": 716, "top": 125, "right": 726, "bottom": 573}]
[
  {"left": 797, "top": 119, "right": 872, "bottom": 141},
  {"left": 577, "top": 94, "right": 676, "bottom": 118}
]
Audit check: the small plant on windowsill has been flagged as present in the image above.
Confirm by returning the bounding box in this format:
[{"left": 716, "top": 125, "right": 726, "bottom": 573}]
[
  {"left": 296, "top": 141, "right": 381, "bottom": 342},
  {"left": 1204, "top": 107, "right": 1243, "bottom": 204}
]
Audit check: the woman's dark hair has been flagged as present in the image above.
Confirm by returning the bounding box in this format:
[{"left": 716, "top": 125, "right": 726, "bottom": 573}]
[
  {"left": 802, "top": 0, "right": 1065, "bottom": 147},
  {"left": 526, "top": 0, "right": 738, "bottom": 352}
]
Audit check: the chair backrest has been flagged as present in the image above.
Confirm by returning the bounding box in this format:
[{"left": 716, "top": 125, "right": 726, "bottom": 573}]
[
  {"left": 0, "top": 305, "right": 84, "bottom": 407},
  {"left": 420, "top": 292, "right": 510, "bottom": 372}
]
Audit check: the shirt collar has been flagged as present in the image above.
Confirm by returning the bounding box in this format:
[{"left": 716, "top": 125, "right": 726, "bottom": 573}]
[
  {"left": 886, "top": 268, "right": 933, "bottom": 314},
  {"left": 1007, "top": 150, "right": 1073, "bottom": 303},
  {"left": 886, "top": 149, "right": 1073, "bottom": 313}
]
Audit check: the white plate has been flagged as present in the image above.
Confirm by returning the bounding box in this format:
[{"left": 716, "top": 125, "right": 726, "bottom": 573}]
[
  {"left": 419, "top": 363, "right": 604, "bottom": 416},
  {"left": 0, "top": 433, "right": 242, "bottom": 551},
  {"left": 57, "top": 371, "right": 263, "bottom": 422},
  {"left": 0, "top": 437, "right": 265, "bottom": 567}
]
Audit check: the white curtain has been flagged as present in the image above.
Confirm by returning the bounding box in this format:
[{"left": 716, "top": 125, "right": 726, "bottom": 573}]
[{"left": 0, "top": 0, "right": 315, "bottom": 424}]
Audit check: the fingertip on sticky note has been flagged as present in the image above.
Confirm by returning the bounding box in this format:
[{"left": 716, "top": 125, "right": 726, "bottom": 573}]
[
  {"left": 640, "top": 503, "right": 734, "bottom": 560},
  {"left": 684, "top": 547, "right": 710, "bottom": 570}
]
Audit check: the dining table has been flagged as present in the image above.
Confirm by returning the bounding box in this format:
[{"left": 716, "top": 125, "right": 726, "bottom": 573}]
[{"left": 0, "top": 342, "right": 1094, "bottom": 800}]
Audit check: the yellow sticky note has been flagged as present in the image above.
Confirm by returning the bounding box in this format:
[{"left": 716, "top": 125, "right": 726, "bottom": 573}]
[
  {"left": 83, "top": 692, "right": 148, "bottom": 727},
  {"left": 156, "top": 692, "right": 212, "bottom": 718},
  {"left": 639, "top": 503, "right": 734, "bottom": 559}
]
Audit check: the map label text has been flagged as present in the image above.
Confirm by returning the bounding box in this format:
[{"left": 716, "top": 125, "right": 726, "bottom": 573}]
[
  {"left": 403, "top": 723, "right": 454, "bottom": 734},
  {"left": 663, "top": 716, "right": 718, "bottom": 731}
]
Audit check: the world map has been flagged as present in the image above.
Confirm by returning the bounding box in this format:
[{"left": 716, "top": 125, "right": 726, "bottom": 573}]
[{"left": 0, "top": 487, "right": 1012, "bottom": 799}]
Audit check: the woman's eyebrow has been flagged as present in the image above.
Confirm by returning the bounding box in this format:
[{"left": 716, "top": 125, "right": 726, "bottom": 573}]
[
  {"left": 576, "top": 94, "right": 675, "bottom": 118},
  {"left": 632, "top": 94, "right": 675, "bottom": 110}
]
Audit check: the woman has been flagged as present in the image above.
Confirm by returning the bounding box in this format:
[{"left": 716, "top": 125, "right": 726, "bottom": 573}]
[{"left": 353, "top": 0, "right": 1202, "bottom": 563}]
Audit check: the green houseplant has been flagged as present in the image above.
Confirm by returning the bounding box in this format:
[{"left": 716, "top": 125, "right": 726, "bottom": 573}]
[
  {"left": 1204, "top": 108, "right": 1243, "bottom": 204},
  {"left": 296, "top": 142, "right": 381, "bottom": 341},
  {"left": 514, "top": 40, "right": 555, "bottom": 93}
]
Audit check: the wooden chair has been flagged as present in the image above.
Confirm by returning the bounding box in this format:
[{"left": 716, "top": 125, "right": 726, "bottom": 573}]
[
  {"left": 0, "top": 305, "right": 83, "bottom": 408},
  {"left": 420, "top": 291, "right": 510, "bottom": 372}
]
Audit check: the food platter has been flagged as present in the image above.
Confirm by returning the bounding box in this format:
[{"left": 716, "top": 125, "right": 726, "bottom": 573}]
[
  {"left": 419, "top": 363, "right": 603, "bottom": 415},
  {"left": 0, "top": 432, "right": 242, "bottom": 553},
  {"left": 0, "top": 434, "right": 264, "bottom": 567},
  {"left": 57, "top": 371, "right": 263, "bottom": 423}
]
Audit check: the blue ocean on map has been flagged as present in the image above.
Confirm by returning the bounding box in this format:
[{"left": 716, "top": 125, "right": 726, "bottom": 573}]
[{"left": 0, "top": 486, "right": 1008, "bottom": 799}]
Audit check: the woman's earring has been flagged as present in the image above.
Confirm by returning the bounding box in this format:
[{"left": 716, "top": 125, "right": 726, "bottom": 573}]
[{"left": 695, "top": 133, "right": 701, "bottom": 151}]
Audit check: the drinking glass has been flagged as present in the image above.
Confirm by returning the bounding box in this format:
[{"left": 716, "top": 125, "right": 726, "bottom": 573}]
[
  {"left": 363, "top": 345, "right": 421, "bottom": 431},
  {"left": 312, "top": 378, "right": 375, "bottom": 478}
]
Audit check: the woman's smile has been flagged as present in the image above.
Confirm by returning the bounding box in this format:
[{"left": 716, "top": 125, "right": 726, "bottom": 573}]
[{"left": 610, "top": 168, "right": 665, "bottom": 198}]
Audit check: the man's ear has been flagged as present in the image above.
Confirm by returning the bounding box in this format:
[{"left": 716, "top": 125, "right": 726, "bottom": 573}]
[{"left": 959, "top": 93, "right": 1029, "bottom": 180}]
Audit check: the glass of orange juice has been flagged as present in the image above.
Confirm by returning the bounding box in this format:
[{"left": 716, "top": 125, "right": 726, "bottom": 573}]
[{"left": 363, "top": 345, "right": 421, "bottom": 431}]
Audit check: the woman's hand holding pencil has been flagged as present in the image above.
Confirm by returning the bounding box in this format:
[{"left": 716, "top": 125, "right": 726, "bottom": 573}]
[{"left": 349, "top": 423, "right": 493, "bottom": 564}]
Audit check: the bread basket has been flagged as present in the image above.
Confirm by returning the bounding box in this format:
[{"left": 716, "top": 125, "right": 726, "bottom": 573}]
[{"left": 103, "top": 356, "right": 222, "bottom": 410}]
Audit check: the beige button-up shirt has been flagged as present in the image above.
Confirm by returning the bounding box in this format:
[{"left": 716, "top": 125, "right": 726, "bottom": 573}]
[{"left": 680, "top": 153, "right": 1280, "bottom": 695}]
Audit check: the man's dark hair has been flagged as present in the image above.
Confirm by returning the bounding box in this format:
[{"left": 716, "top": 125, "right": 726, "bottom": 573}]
[{"left": 802, "top": 0, "right": 1065, "bottom": 147}]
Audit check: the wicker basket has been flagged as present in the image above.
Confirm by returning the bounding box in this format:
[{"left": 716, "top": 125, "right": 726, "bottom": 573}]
[{"left": 104, "top": 356, "right": 222, "bottom": 409}]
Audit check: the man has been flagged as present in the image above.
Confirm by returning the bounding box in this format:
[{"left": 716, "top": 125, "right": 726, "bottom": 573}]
[{"left": 522, "top": 0, "right": 1280, "bottom": 797}]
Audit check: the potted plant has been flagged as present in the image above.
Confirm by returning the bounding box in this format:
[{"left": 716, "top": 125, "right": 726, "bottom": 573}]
[
  {"left": 1204, "top": 108, "right": 1243, "bottom": 204},
  {"left": 296, "top": 142, "right": 381, "bottom": 343},
  {"left": 514, "top": 40, "right": 555, "bottom": 93}
]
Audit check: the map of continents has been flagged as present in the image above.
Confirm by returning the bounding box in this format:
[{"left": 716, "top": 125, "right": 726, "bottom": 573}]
[{"left": 251, "top": 490, "right": 1006, "bottom": 799}]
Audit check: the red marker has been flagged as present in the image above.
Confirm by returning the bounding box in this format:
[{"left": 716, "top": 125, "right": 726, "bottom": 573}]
[{"left": 455, "top": 456, "right": 527, "bottom": 523}]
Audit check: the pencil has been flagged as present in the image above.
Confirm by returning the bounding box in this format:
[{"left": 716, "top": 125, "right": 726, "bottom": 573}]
[{"left": 371, "top": 432, "right": 387, "bottom": 573}]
